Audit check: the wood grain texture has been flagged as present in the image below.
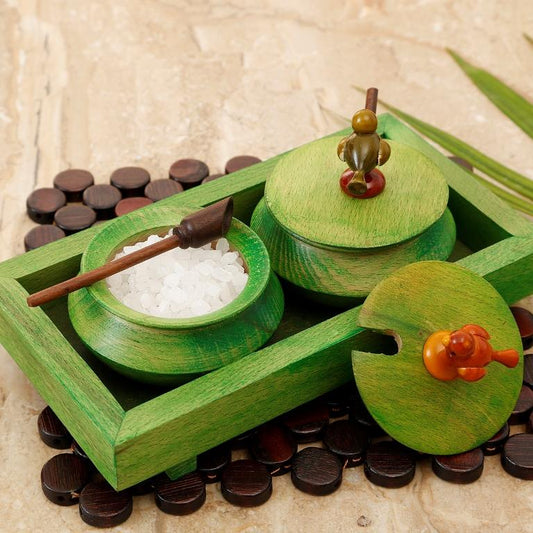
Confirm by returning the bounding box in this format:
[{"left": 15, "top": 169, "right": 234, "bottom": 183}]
[
  {"left": 265, "top": 136, "right": 449, "bottom": 249},
  {"left": 352, "top": 261, "right": 523, "bottom": 455},
  {"left": 252, "top": 198, "right": 456, "bottom": 298},
  {"left": 0, "top": 116, "right": 531, "bottom": 492},
  {"left": 69, "top": 207, "right": 284, "bottom": 384},
  {"left": 0, "top": 278, "right": 124, "bottom": 485}
]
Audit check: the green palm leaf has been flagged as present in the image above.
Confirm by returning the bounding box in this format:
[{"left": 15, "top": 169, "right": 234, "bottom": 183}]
[{"left": 447, "top": 49, "right": 533, "bottom": 139}]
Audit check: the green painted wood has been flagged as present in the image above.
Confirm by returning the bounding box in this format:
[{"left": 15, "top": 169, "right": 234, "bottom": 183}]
[
  {"left": 166, "top": 458, "right": 197, "bottom": 481},
  {"left": 265, "top": 137, "right": 449, "bottom": 249},
  {"left": 377, "top": 114, "right": 533, "bottom": 245},
  {"left": 457, "top": 236, "right": 533, "bottom": 304},
  {"left": 0, "top": 114, "right": 530, "bottom": 491},
  {"left": 0, "top": 278, "right": 124, "bottom": 485},
  {"left": 69, "top": 207, "right": 284, "bottom": 384},
  {"left": 352, "top": 261, "right": 523, "bottom": 455},
  {"left": 252, "top": 198, "right": 456, "bottom": 298},
  {"left": 113, "top": 309, "right": 391, "bottom": 489}
]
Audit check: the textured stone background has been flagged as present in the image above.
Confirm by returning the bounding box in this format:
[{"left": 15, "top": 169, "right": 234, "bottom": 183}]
[{"left": 0, "top": 1, "right": 532, "bottom": 531}]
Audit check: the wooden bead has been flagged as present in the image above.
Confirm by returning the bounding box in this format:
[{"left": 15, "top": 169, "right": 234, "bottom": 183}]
[
  {"left": 323, "top": 419, "right": 368, "bottom": 467},
  {"left": 144, "top": 179, "right": 183, "bottom": 201},
  {"left": 110, "top": 167, "right": 151, "bottom": 197},
  {"left": 83, "top": 184, "right": 122, "bottom": 219},
  {"left": 364, "top": 441, "right": 416, "bottom": 488},
  {"left": 349, "top": 398, "right": 386, "bottom": 438},
  {"left": 509, "top": 385, "right": 533, "bottom": 424},
  {"left": 501, "top": 433, "right": 533, "bottom": 480},
  {"left": 510, "top": 306, "right": 533, "bottom": 350},
  {"left": 448, "top": 155, "right": 474, "bottom": 172},
  {"left": 79, "top": 481, "right": 133, "bottom": 528},
  {"left": 154, "top": 472, "right": 206, "bottom": 515},
  {"left": 524, "top": 354, "right": 533, "bottom": 389},
  {"left": 201, "top": 173, "right": 225, "bottom": 185},
  {"left": 291, "top": 447, "right": 343, "bottom": 496},
  {"left": 37, "top": 406, "right": 72, "bottom": 449},
  {"left": 53, "top": 169, "right": 94, "bottom": 202},
  {"left": 249, "top": 422, "right": 297, "bottom": 475},
  {"left": 169, "top": 159, "right": 209, "bottom": 188},
  {"left": 225, "top": 155, "right": 261, "bottom": 174},
  {"left": 197, "top": 443, "right": 231, "bottom": 483},
  {"left": 221, "top": 460, "right": 272, "bottom": 507},
  {"left": 54, "top": 205, "right": 97, "bottom": 234},
  {"left": 71, "top": 440, "right": 90, "bottom": 460},
  {"left": 324, "top": 385, "right": 352, "bottom": 418},
  {"left": 114, "top": 197, "right": 153, "bottom": 217},
  {"left": 282, "top": 401, "right": 329, "bottom": 443},
  {"left": 24, "top": 225, "right": 66, "bottom": 252},
  {"left": 231, "top": 428, "right": 256, "bottom": 450},
  {"left": 40, "top": 453, "right": 92, "bottom": 506},
  {"left": 26, "top": 188, "right": 66, "bottom": 224},
  {"left": 432, "top": 448, "right": 484, "bottom": 483},
  {"left": 482, "top": 422, "right": 509, "bottom": 455}
]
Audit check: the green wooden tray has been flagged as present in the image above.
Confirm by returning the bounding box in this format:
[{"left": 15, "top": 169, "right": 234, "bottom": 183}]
[{"left": 0, "top": 114, "right": 532, "bottom": 490}]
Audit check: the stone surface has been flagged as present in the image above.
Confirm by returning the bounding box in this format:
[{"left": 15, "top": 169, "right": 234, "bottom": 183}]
[{"left": 0, "top": 1, "right": 532, "bottom": 531}]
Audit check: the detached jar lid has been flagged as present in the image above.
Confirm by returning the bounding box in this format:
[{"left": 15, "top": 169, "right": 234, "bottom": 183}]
[{"left": 264, "top": 136, "right": 449, "bottom": 250}]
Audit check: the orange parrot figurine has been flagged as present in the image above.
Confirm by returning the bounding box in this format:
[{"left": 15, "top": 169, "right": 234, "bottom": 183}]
[{"left": 423, "top": 324, "right": 519, "bottom": 382}]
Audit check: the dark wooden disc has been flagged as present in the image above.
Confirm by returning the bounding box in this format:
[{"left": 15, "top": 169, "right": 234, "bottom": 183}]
[
  {"left": 282, "top": 400, "right": 329, "bottom": 443},
  {"left": 501, "top": 433, "right": 533, "bottom": 480},
  {"left": 432, "top": 448, "right": 484, "bottom": 483},
  {"left": 524, "top": 354, "right": 533, "bottom": 389},
  {"left": 169, "top": 159, "right": 209, "bottom": 188},
  {"left": 225, "top": 155, "right": 261, "bottom": 174},
  {"left": 26, "top": 188, "right": 66, "bottom": 224},
  {"left": 221, "top": 460, "right": 272, "bottom": 507},
  {"left": 79, "top": 481, "right": 133, "bottom": 528},
  {"left": 349, "top": 394, "right": 386, "bottom": 438},
  {"left": 231, "top": 428, "right": 257, "bottom": 449},
  {"left": 24, "top": 225, "right": 66, "bottom": 252},
  {"left": 510, "top": 306, "right": 533, "bottom": 350},
  {"left": 71, "top": 440, "right": 90, "bottom": 460},
  {"left": 249, "top": 422, "right": 297, "bottom": 475},
  {"left": 114, "top": 197, "right": 153, "bottom": 217},
  {"left": 448, "top": 155, "right": 474, "bottom": 172},
  {"left": 291, "top": 447, "right": 343, "bottom": 496},
  {"left": 364, "top": 441, "right": 416, "bottom": 488},
  {"left": 37, "top": 406, "right": 72, "bottom": 449},
  {"left": 528, "top": 411, "right": 533, "bottom": 433},
  {"left": 509, "top": 385, "right": 533, "bottom": 424},
  {"left": 323, "top": 419, "right": 368, "bottom": 467},
  {"left": 110, "top": 166, "right": 151, "bottom": 197},
  {"left": 40, "top": 453, "right": 92, "bottom": 506},
  {"left": 144, "top": 179, "right": 184, "bottom": 201},
  {"left": 154, "top": 472, "right": 206, "bottom": 515},
  {"left": 53, "top": 169, "right": 94, "bottom": 202},
  {"left": 201, "top": 173, "right": 225, "bottom": 184},
  {"left": 197, "top": 443, "right": 231, "bottom": 483},
  {"left": 482, "top": 422, "right": 510, "bottom": 456},
  {"left": 324, "top": 384, "right": 352, "bottom": 418},
  {"left": 83, "top": 184, "right": 121, "bottom": 219},
  {"left": 54, "top": 205, "right": 97, "bottom": 234}
]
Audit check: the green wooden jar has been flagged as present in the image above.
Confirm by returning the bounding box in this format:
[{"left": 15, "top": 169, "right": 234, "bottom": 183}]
[
  {"left": 69, "top": 206, "right": 284, "bottom": 385},
  {"left": 251, "top": 135, "right": 456, "bottom": 305}
]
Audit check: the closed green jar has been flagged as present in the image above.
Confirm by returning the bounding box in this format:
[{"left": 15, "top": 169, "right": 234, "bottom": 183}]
[{"left": 69, "top": 206, "right": 284, "bottom": 385}]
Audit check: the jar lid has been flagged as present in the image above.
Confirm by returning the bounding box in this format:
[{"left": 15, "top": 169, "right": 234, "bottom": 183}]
[{"left": 264, "top": 136, "right": 448, "bottom": 250}]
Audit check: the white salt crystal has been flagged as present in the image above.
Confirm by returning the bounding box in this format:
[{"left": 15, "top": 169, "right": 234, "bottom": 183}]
[
  {"left": 216, "top": 239, "right": 230, "bottom": 253},
  {"left": 106, "top": 234, "right": 248, "bottom": 318}
]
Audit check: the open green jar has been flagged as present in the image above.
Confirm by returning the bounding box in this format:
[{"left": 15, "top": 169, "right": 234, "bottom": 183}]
[{"left": 69, "top": 206, "right": 284, "bottom": 385}]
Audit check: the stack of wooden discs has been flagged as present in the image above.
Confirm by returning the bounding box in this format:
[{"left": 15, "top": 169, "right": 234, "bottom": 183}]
[{"left": 251, "top": 135, "right": 456, "bottom": 305}]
